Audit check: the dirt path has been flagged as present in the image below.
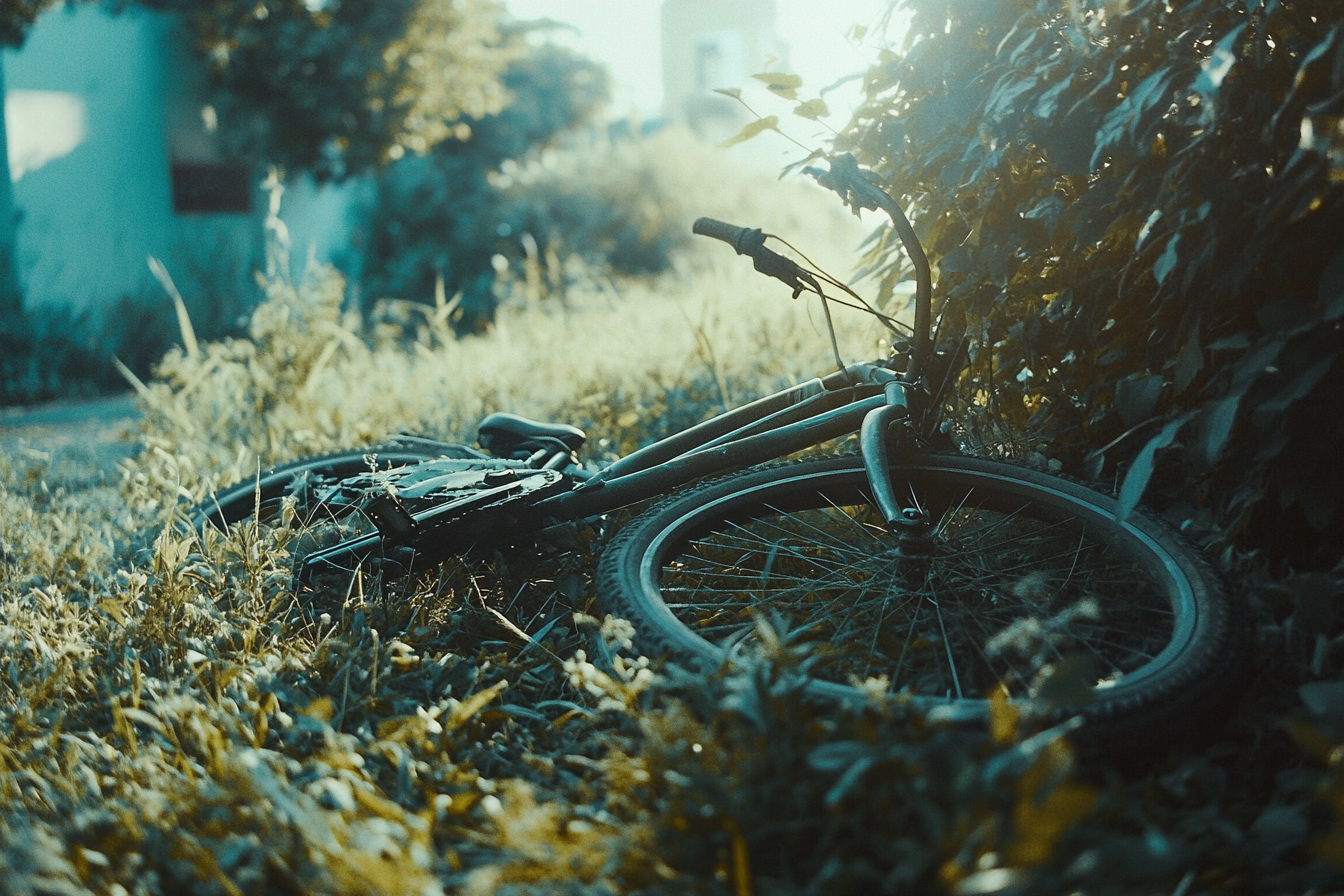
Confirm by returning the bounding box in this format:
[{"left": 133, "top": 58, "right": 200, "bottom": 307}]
[{"left": 0, "top": 393, "right": 142, "bottom": 487}]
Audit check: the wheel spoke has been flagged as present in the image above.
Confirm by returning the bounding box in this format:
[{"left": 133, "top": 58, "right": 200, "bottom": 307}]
[{"left": 929, "top": 593, "right": 965, "bottom": 700}]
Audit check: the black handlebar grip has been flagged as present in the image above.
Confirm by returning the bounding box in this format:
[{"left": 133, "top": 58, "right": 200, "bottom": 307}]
[{"left": 693, "top": 217, "right": 765, "bottom": 256}]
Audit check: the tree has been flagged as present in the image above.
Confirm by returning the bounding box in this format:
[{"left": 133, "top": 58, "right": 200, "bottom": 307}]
[
  {"left": 834, "top": 0, "right": 1344, "bottom": 565},
  {"left": 0, "top": 0, "right": 51, "bottom": 47},
  {"left": 0, "top": 0, "right": 520, "bottom": 180},
  {"left": 147, "top": 0, "right": 521, "bottom": 182}
]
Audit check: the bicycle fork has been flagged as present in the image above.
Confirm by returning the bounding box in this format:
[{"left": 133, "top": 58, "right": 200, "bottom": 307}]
[{"left": 860, "top": 382, "right": 934, "bottom": 563}]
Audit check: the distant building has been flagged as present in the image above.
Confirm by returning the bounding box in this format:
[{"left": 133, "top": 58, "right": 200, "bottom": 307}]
[
  {"left": 660, "top": 0, "right": 786, "bottom": 141},
  {"left": 0, "top": 3, "right": 357, "bottom": 325}
]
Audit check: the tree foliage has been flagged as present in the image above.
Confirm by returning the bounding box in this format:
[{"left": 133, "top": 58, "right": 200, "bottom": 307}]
[
  {"left": 360, "top": 43, "right": 612, "bottom": 327},
  {"left": 2, "top": 0, "right": 521, "bottom": 179},
  {"left": 836, "top": 0, "right": 1344, "bottom": 564},
  {"left": 146, "top": 0, "right": 520, "bottom": 181},
  {"left": 0, "top": 0, "right": 47, "bottom": 47}
]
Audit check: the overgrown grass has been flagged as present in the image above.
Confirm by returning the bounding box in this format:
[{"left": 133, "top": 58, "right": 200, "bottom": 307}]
[{"left": 3, "top": 161, "right": 1344, "bottom": 894}]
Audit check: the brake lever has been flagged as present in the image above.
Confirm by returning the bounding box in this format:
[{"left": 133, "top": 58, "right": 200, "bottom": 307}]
[{"left": 751, "top": 244, "right": 821, "bottom": 298}]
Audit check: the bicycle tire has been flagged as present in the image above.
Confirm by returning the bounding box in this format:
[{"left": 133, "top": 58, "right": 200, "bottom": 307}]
[
  {"left": 597, "top": 454, "right": 1240, "bottom": 738},
  {"left": 190, "top": 445, "right": 450, "bottom": 532}
]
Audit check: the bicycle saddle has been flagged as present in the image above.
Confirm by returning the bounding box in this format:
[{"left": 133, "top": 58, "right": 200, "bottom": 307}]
[{"left": 477, "top": 412, "right": 587, "bottom": 454}]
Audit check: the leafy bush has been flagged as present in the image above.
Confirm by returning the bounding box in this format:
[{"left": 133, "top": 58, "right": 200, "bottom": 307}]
[
  {"left": 358, "top": 42, "right": 611, "bottom": 327},
  {"left": 1, "top": 308, "right": 104, "bottom": 406},
  {"left": 832, "top": 0, "right": 1344, "bottom": 566},
  {"left": 4, "top": 0, "right": 521, "bottom": 180},
  {"left": 0, "top": 254, "right": 260, "bottom": 408},
  {"left": 496, "top": 129, "right": 699, "bottom": 283}
]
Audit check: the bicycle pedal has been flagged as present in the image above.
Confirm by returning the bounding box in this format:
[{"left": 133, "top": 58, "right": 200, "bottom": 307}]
[{"left": 361, "top": 492, "right": 417, "bottom": 540}]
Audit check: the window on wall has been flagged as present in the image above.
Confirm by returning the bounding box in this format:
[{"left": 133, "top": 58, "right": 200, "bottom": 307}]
[
  {"left": 170, "top": 162, "right": 252, "bottom": 213},
  {"left": 695, "top": 41, "right": 723, "bottom": 91},
  {"left": 5, "top": 90, "right": 88, "bottom": 182}
]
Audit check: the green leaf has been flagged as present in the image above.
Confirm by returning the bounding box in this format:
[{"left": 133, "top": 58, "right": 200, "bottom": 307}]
[
  {"left": 1039, "top": 98, "right": 1100, "bottom": 174},
  {"left": 939, "top": 246, "right": 971, "bottom": 274},
  {"left": 752, "top": 71, "right": 802, "bottom": 100},
  {"left": 1301, "top": 681, "right": 1344, "bottom": 717},
  {"left": 1195, "top": 396, "right": 1240, "bottom": 465},
  {"left": 793, "top": 98, "right": 830, "bottom": 120},
  {"left": 1195, "top": 25, "right": 1246, "bottom": 99},
  {"left": 1023, "top": 195, "right": 1065, "bottom": 237},
  {"left": 985, "top": 73, "right": 1039, "bottom": 122},
  {"left": 1116, "top": 412, "right": 1194, "bottom": 522},
  {"left": 1135, "top": 209, "right": 1162, "bottom": 251},
  {"left": 1172, "top": 327, "right": 1203, "bottom": 394},
  {"left": 1089, "top": 67, "right": 1176, "bottom": 170},
  {"left": 1252, "top": 353, "right": 1337, "bottom": 422},
  {"left": 718, "top": 115, "right": 780, "bottom": 148},
  {"left": 1032, "top": 78, "right": 1074, "bottom": 120},
  {"left": 1115, "top": 375, "right": 1164, "bottom": 428},
  {"left": 713, "top": 87, "right": 742, "bottom": 100},
  {"left": 1207, "top": 332, "right": 1250, "bottom": 351},
  {"left": 825, "top": 755, "right": 876, "bottom": 807},
  {"left": 1153, "top": 233, "right": 1180, "bottom": 285}
]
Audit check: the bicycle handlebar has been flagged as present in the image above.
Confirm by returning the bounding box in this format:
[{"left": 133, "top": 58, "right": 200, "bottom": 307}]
[
  {"left": 692, "top": 217, "right": 767, "bottom": 256},
  {"left": 693, "top": 216, "right": 818, "bottom": 300}
]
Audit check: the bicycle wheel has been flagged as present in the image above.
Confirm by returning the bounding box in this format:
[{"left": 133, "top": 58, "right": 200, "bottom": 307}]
[
  {"left": 597, "top": 454, "right": 1239, "bottom": 732},
  {"left": 190, "top": 445, "right": 451, "bottom": 532}
]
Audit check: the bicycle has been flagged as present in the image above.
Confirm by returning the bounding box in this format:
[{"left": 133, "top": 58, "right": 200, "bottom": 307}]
[{"left": 191, "top": 154, "right": 1241, "bottom": 741}]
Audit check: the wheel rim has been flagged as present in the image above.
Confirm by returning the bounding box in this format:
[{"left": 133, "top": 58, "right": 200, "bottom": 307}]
[{"left": 638, "top": 462, "right": 1197, "bottom": 705}]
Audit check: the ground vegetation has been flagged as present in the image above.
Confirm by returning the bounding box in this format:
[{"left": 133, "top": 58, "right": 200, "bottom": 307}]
[{"left": 3, "top": 0, "right": 1344, "bottom": 892}]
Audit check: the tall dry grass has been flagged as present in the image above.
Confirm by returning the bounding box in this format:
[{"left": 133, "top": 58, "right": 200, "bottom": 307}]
[{"left": 129, "top": 132, "right": 885, "bottom": 507}]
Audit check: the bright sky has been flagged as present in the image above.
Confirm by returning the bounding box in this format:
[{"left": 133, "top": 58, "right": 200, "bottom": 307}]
[{"left": 503, "top": 0, "right": 896, "bottom": 121}]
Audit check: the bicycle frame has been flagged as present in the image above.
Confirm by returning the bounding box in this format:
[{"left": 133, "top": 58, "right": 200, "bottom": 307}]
[
  {"left": 539, "top": 363, "right": 899, "bottom": 520},
  {"left": 295, "top": 156, "right": 945, "bottom": 584},
  {"left": 290, "top": 363, "right": 924, "bottom": 587}
]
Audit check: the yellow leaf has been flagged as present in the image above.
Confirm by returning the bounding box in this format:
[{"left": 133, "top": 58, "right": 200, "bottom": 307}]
[
  {"left": 121, "top": 707, "right": 167, "bottom": 734},
  {"left": 1006, "top": 781, "right": 1098, "bottom": 865},
  {"left": 719, "top": 115, "right": 780, "bottom": 148},
  {"left": 617, "top": 411, "right": 640, "bottom": 427},
  {"left": 793, "top": 98, "right": 830, "bottom": 120},
  {"left": 713, "top": 87, "right": 742, "bottom": 99},
  {"left": 97, "top": 599, "right": 126, "bottom": 625},
  {"left": 443, "top": 679, "right": 508, "bottom": 733},
  {"left": 302, "top": 696, "right": 335, "bottom": 722},
  {"left": 354, "top": 786, "right": 409, "bottom": 821},
  {"left": 149, "top": 256, "right": 199, "bottom": 360},
  {"left": 752, "top": 71, "right": 803, "bottom": 100},
  {"left": 988, "top": 683, "right": 1020, "bottom": 745},
  {"left": 376, "top": 715, "right": 422, "bottom": 742}
]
